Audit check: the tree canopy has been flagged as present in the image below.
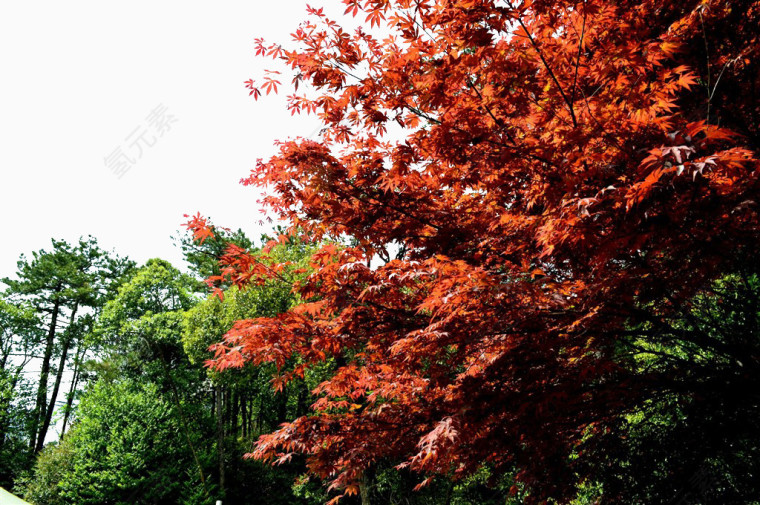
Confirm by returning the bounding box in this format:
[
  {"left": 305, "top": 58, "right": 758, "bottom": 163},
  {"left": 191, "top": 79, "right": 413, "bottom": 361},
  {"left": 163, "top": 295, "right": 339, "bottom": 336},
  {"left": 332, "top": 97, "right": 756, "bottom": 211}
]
[
  {"left": 1, "top": 237, "right": 133, "bottom": 477},
  {"left": 185, "top": 0, "right": 760, "bottom": 502}
]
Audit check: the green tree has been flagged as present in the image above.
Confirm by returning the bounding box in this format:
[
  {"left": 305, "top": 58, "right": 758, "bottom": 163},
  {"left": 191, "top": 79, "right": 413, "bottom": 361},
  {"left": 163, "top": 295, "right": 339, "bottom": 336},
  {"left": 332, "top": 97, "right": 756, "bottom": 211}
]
[
  {"left": 23, "top": 242, "right": 337, "bottom": 505},
  {"left": 95, "top": 258, "right": 213, "bottom": 495},
  {"left": 22, "top": 380, "right": 202, "bottom": 505},
  {"left": 22, "top": 258, "right": 217, "bottom": 505},
  {"left": 0, "top": 298, "right": 41, "bottom": 487},
  {"left": 182, "top": 236, "right": 320, "bottom": 504},
  {"left": 174, "top": 224, "right": 253, "bottom": 285},
  {"left": 2, "top": 237, "right": 133, "bottom": 454},
  {"left": 580, "top": 271, "right": 760, "bottom": 503}
]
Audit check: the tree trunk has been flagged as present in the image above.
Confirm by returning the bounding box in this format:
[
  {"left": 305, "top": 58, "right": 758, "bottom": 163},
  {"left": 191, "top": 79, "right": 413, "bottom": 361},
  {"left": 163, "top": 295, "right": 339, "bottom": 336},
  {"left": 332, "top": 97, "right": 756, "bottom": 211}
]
[
  {"left": 30, "top": 295, "right": 61, "bottom": 451},
  {"left": 276, "top": 390, "right": 288, "bottom": 424},
  {"left": 231, "top": 390, "right": 240, "bottom": 436},
  {"left": 297, "top": 381, "right": 309, "bottom": 417},
  {"left": 241, "top": 396, "right": 248, "bottom": 439},
  {"left": 251, "top": 396, "right": 256, "bottom": 435},
  {"left": 225, "top": 388, "right": 233, "bottom": 433},
  {"left": 37, "top": 302, "right": 78, "bottom": 451},
  {"left": 0, "top": 345, "right": 9, "bottom": 371},
  {"left": 360, "top": 468, "right": 373, "bottom": 505},
  {"left": 217, "top": 385, "right": 225, "bottom": 493},
  {"left": 254, "top": 395, "right": 262, "bottom": 435},
  {"left": 60, "top": 343, "right": 86, "bottom": 438},
  {"left": 444, "top": 478, "right": 454, "bottom": 505},
  {"left": 151, "top": 335, "right": 210, "bottom": 499}
]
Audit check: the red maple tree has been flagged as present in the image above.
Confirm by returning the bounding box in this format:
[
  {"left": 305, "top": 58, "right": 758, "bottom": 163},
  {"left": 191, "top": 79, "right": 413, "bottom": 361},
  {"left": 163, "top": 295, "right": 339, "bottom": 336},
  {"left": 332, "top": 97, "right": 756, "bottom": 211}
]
[{"left": 188, "top": 0, "right": 760, "bottom": 501}]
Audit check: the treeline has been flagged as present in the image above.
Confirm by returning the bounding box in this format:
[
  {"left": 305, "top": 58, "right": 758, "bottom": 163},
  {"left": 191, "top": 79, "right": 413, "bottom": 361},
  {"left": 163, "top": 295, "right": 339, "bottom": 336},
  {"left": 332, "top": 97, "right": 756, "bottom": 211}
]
[
  {"left": 0, "top": 230, "right": 319, "bottom": 504},
  {"left": 1, "top": 232, "right": 522, "bottom": 504},
  {"left": 1, "top": 238, "right": 134, "bottom": 480}
]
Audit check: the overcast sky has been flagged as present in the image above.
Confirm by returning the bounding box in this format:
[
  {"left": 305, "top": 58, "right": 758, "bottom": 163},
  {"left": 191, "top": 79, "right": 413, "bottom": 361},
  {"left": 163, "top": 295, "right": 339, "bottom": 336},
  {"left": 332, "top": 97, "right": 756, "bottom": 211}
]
[{"left": 0, "top": 0, "right": 326, "bottom": 279}]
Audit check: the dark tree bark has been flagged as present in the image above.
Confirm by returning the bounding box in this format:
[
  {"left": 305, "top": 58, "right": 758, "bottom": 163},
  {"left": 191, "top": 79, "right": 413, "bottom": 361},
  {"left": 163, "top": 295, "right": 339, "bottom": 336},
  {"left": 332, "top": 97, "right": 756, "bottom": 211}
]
[
  {"left": 60, "top": 343, "right": 86, "bottom": 439},
  {"left": 216, "top": 385, "right": 225, "bottom": 493},
  {"left": 360, "top": 467, "right": 374, "bottom": 505},
  {"left": 241, "top": 396, "right": 248, "bottom": 438},
  {"left": 37, "top": 302, "right": 78, "bottom": 451},
  {"left": 29, "top": 294, "right": 60, "bottom": 451},
  {"left": 232, "top": 390, "right": 240, "bottom": 436}
]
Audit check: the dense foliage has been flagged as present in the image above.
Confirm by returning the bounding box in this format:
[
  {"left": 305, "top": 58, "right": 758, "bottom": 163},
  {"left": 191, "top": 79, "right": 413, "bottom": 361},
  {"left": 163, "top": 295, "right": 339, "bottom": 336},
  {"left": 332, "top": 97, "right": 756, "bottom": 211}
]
[
  {"left": 4, "top": 0, "right": 760, "bottom": 503},
  {"left": 3, "top": 237, "right": 325, "bottom": 504},
  {"left": 1, "top": 237, "right": 133, "bottom": 487},
  {"left": 185, "top": 0, "right": 760, "bottom": 503}
]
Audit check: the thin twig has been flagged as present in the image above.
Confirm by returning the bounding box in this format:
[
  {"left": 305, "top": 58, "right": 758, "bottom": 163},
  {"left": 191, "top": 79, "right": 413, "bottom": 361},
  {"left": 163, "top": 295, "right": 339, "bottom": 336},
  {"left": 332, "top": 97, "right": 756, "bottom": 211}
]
[
  {"left": 570, "top": 6, "right": 587, "bottom": 111},
  {"left": 699, "top": 9, "right": 712, "bottom": 124},
  {"left": 506, "top": 0, "right": 578, "bottom": 127}
]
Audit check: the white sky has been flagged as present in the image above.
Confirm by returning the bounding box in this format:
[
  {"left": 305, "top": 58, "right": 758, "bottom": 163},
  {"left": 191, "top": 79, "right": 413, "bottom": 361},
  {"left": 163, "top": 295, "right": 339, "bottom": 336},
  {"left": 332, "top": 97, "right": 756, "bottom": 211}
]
[{"left": 0, "top": 0, "right": 326, "bottom": 279}]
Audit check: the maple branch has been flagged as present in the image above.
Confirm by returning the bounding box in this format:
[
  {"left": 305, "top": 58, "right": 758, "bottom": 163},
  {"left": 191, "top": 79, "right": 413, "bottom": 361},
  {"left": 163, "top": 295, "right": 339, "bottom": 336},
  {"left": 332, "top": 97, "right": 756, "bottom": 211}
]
[
  {"left": 330, "top": 177, "right": 444, "bottom": 232},
  {"left": 662, "top": 292, "right": 751, "bottom": 364},
  {"left": 616, "top": 330, "right": 715, "bottom": 364},
  {"left": 579, "top": 86, "right": 635, "bottom": 158},
  {"left": 326, "top": 61, "right": 364, "bottom": 84},
  {"left": 404, "top": 104, "right": 441, "bottom": 125},
  {"left": 708, "top": 60, "right": 732, "bottom": 104},
  {"left": 215, "top": 253, "right": 297, "bottom": 292},
  {"left": 698, "top": 9, "right": 712, "bottom": 124},
  {"left": 254, "top": 256, "right": 297, "bottom": 285},
  {"left": 404, "top": 103, "right": 560, "bottom": 169},
  {"left": 569, "top": 7, "right": 587, "bottom": 112},
  {"left": 467, "top": 79, "right": 516, "bottom": 144},
  {"left": 506, "top": 1, "right": 578, "bottom": 127},
  {"left": 525, "top": 91, "right": 574, "bottom": 129},
  {"left": 361, "top": 298, "right": 426, "bottom": 322},
  {"left": 401, "top": 6, "right": 437, "bottom": 44}
]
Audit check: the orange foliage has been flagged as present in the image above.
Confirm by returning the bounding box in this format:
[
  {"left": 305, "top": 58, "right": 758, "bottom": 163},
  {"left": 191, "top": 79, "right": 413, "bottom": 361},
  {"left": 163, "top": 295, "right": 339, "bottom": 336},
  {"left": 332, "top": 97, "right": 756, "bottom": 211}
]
[{"left": 187, "top": 0, "right": 760, "bottom": 501}]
